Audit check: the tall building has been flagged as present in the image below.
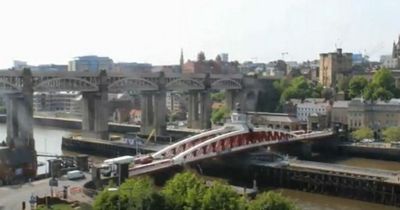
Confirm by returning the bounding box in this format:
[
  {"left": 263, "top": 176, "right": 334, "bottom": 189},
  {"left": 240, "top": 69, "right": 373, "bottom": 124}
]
[
  {"left": 219, "top": 53, "right": 229, "bottom": 62},
  {"left": 319, "top": 48, "right": 352, "bottom": 87},
  {"left": 68, "top": 55, "right": 113, "bottom": 72}
]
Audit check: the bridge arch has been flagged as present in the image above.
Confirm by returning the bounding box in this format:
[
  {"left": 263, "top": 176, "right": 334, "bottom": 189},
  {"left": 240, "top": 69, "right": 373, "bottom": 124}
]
[
  {"left": 108, "top": 78, "right": 158, "bottom": 93},
  {"left": 34, "top": 77, "right": 98, "bottom": 92},
  {"left": 0, "top": 79, "right": 20, "bottom": 93},
  {"left": 166, "top": 78, "right": 205, "bottom": 91},
  {"left": 172, "top": 128, "right": 297, "bottom": 164},
  {"left": 211, "top": 79, "right": 242, "bottom": 90}
]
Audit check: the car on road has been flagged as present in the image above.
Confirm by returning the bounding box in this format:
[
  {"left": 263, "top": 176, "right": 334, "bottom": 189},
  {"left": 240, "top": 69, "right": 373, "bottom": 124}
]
[{"left": 67, "top": 170, "right": 85, "bottom": 180}]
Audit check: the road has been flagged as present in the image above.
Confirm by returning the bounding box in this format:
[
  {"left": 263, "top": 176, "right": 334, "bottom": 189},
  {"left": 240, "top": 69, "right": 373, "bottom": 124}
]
[{"left": 0, "top": 173, "right": 92, "bottom": 210}]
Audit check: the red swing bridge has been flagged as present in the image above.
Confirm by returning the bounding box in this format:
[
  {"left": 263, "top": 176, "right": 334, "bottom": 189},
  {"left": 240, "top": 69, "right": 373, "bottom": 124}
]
[{"left": 129, "top": 110, "right": 333, "bottom": 177}]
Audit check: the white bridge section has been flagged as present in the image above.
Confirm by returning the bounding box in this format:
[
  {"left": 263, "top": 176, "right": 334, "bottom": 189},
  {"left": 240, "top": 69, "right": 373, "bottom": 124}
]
[{"left": 151, "top": 126, "right": 236, "bottom": 159}]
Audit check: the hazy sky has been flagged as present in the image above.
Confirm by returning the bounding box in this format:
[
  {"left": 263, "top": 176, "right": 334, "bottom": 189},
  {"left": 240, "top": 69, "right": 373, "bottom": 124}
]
[{"left": 0, "top": 0, "right": 399, "bottom": 68}]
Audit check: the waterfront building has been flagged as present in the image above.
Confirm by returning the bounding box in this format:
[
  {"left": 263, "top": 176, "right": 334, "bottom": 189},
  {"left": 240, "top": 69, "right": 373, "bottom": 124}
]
[
  {"left": 248, "top": 112, "right": 300, "bottom": 131},
  {"left": 319, "top": 48, "right": 352, "bottom": 87},
  {"left": 296, "top": 99, "right": 332, "bottom": 130},
  {"left": 331, "top": 100, "right": 349, "bottom": 129},
  {"left": 68, "top": 55, "right": 113, "bottom": 72},
  {"left": 347, "top": 98, "right": 400, "bottom": 130},
  {"left": 166, "top": 92, "right": 185, "bottom": 114},
  {"left": 33, "top": 91, "right": 81, "bottom": 114}
]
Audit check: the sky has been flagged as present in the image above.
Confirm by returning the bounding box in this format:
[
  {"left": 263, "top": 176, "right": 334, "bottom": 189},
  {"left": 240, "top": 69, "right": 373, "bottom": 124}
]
[{"left": 0, "top": 0, "right": 399, "bottom": 68}]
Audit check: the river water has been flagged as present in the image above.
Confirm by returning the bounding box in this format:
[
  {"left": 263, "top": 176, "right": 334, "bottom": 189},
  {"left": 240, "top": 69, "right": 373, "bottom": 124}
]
[{"left": 0, "top": 124, "right": 399, "bottom": 210}]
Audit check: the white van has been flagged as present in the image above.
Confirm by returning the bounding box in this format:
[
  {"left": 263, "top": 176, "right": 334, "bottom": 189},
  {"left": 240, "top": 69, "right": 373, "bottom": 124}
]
[{"left": 67, "top": 170, "right": 85, "bottom": 180}]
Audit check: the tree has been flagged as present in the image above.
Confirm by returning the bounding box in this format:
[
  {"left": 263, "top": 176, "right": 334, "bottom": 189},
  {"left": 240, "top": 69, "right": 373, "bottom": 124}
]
[
  {"left": 211, "top": 92, "right": 225, "bottom": 102},
  {"left": 383, "top": 127, "right": 400, "bottom": 142},
  {"left": 351, "top": 127, "right": 373, "bottom": 141},
  {"left": 321, "top": 88, "right": 334, "bottom": 100},
  {"left": 280, "top": 76, "right": 312, "bottom": 103},
  {"left": 248, "top": 192, "right": 298, "bottom": 210},
  {"left": 371, "top": 68, "right": 395, "bottom": 92},
  {"left": 201, "top": 181, "right": 246, "bottom": 210},
  {"left": 363, "top": 68, "right": 397, "bottom": 102},
  {"left": 349, "top": 76, "right": 368, "bottom": 98},
  {"left": 162, "top": 172, "right": 206, "bottom": 210},
  {"left": 93, "top": 177, "right": 161, "bottom": 210},
  {"left": 211, "top": 105, "right": 230, "bottom": 124}
]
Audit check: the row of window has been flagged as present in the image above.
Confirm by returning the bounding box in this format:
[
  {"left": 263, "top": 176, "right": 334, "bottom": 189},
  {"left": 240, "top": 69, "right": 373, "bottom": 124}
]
[{"left": 297, "top": 107, "right": 326, "bottom": 112}]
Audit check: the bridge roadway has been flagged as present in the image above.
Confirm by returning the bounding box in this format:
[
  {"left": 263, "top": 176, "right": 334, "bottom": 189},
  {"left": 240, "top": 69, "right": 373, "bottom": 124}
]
[{"left": 128, "top": 111, "right": 334, "bottom": 177}]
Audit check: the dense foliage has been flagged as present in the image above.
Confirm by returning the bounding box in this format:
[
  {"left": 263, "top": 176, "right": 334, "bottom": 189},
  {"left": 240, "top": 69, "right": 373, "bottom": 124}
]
[
  {"left": 348, "top": 69, "right": 399, "bottom": 101},
  {"left": 273, "top": 76, "right": 328, "bottom": 111},
  {"left": 351, "top": 127, "right": 374, "bottom": 141},
  {"left": 211, "top": 105, "right": 230, "bottom": 124},
  {"left": 382, "top": 127, "right": 400, "bottom": 143},
  {"left": 93, "top": 172, "right": 297, "bottom": 210},
  {"left": 248, "top": 192, "right": 298, "bottom": 210}
]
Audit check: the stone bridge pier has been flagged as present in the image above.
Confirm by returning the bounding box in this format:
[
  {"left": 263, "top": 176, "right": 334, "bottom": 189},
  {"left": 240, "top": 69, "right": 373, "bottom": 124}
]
[
  {"left": 81, "top": 71, "right": 109, "bottom": 139},
  {"left": 4, "top": 69, "right": 35, "bottom": 149},
  {"left": 140, "top": 91, "right": 167, "bottom": 136},
  {"left": 140, "top": 72, "right": 167, "bottom": 136},
  {"left": 187, "top": 90, "right": 211, "bottom": 129}
]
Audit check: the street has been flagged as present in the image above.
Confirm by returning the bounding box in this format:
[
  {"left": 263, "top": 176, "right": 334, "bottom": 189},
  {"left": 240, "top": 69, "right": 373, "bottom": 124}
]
[{"left": 0, "top": 173, "right": 92, "bottom": 210}]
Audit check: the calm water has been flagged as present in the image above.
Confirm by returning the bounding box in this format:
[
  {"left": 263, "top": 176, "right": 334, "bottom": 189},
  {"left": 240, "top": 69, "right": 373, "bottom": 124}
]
[{"left": 1, "top": 124, "right": 400, "bottom": 209}]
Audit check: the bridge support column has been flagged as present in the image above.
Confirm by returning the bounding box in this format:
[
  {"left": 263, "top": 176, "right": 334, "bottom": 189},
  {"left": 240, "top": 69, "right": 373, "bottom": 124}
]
[
  {"left": 187, "top": 91, "right": 200, "bottom": 129},
  {"left": 5, "top": 69, "right": 35, "bottom": 149},
  {"left": 82, "top": 71, "right": 109, "bottom": 140},
  {"left": 187, "top": 91, "right": 211, "bottom": 130},
  {"left": 140, "top": 91, "right": 166, "bottom": 136},
  {"left": 199, "top": 91, "right": 211, "bottom": 129}
]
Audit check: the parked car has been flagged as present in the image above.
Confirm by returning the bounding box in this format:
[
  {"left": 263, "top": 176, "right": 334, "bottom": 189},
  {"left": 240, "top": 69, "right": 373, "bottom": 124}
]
[{"left": 67, "top": 170, "right": 85, "bottom": 180}]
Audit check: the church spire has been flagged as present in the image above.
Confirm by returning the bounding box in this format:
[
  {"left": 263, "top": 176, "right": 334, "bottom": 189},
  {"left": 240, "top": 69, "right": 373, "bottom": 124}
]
[{"left": 180, "top": 48, "right": 184, "bottom": 73}]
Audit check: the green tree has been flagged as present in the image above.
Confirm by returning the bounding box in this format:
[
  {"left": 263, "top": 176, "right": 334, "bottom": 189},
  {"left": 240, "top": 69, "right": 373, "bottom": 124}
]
[
  {"left": 383, "top": 127, "right": 400, "bottom": 143},
  {"left": 349, "top": 76, "right": 368, "bottom": 98},
  {"left": 248, "top": 192, "right": 298, "bottom": 210},
  {"left": 162, "top": 172, "right": 206, "bottom": 210},
  {"left": 363, "top": 68, "right": 397, "bottom": 101},
  {"left": 211, "top": 105, "right": 230, "bottom": 124},
  {"left": 321, "top": 88, "right": 334, "bottom": 100},
  {"left": 351, "top": 127, "right": 373, "bottom": 141},
  {"left": 371, "top": 68, "right": 395, "bottom": 92},
  {"left": 211, "top": 92, "right": 225, "bottom": 102},
  {"left": 280, "top": 76, "right": 312, "bottom": 102},
  {"left": 93, "top": 177, "right": 161, "bottom": 210},
  {"left": 201, "top": 181, "right": 246, "bottom": 210}
]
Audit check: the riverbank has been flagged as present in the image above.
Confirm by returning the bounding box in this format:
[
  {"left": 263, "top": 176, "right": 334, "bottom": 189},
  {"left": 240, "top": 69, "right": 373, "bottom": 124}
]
[{"left": 0, "top": 115, "right": 197, "bottom": 140}]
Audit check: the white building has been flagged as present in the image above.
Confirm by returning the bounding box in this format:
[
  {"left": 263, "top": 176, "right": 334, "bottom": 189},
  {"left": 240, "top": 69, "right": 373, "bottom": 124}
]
[{"left": 296, "top": 100, "right": 331, "bottom": 122}]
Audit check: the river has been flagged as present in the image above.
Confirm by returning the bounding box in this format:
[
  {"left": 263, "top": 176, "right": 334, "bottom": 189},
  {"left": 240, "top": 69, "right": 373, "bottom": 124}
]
[{"left": 0, "top": 124, "right": 399, "bottom": 210}]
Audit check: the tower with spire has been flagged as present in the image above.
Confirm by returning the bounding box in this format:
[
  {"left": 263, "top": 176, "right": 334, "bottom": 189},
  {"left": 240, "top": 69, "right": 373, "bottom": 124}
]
[
  {"left": 393, "top": 35, "right": 400, "bottom": 58},
  {"left": 179, "top": 48, "right": 184, "bottom": 73}
]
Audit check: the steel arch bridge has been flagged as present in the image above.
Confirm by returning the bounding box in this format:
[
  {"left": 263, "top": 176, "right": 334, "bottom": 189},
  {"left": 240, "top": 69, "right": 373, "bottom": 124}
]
[
  {"left": 129, "top": 113, "right": 333, "bottom": 176},
  {"left": 0, "top": 70, "right": 245, "bottom": 93}
]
